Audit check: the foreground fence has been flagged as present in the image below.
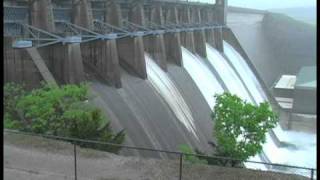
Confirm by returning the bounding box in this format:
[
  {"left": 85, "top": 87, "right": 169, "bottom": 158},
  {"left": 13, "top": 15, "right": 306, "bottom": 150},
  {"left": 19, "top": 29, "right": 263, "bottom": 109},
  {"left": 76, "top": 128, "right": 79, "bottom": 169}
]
[{"left": 4, "top": 129, "right": 316, "bottom": 180}]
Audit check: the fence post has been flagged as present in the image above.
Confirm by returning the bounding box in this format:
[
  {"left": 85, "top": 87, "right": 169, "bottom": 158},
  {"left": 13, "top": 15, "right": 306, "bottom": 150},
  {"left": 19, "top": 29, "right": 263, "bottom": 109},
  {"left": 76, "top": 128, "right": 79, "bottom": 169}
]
[
  {"left": 74, "top": 143, "right": 77, "bottom": 180},
  {"left": 310, "top": 169, "right": 314, "bottom": 180},
  {"left": 179, "top": 153, "right": 183, "bottom": 180}
]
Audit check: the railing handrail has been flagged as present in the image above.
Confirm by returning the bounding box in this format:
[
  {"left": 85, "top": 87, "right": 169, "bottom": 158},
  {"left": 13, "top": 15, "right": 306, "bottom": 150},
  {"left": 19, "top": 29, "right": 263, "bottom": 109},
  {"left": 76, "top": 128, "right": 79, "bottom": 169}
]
[{"left": 3, "top": 129, "right": 316, "bottom": 172}]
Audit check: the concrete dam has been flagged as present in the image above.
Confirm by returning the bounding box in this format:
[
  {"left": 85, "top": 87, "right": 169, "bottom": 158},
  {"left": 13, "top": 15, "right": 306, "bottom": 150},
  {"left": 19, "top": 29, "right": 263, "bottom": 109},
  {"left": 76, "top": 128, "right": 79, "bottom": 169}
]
[{"left": 3, "top": 0, "right": 316, "bottom": 176}]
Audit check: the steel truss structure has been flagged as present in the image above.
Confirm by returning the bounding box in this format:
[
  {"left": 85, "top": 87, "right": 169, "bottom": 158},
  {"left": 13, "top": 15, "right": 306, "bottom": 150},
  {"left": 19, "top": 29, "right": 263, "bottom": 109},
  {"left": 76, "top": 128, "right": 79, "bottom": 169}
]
[{"left": 4, "top": 4, "right": 226, "bottom": 49}]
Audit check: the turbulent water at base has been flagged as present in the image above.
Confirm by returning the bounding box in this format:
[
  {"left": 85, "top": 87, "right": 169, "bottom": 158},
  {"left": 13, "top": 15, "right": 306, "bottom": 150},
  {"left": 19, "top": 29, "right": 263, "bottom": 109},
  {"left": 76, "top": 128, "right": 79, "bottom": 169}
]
[
  {"left": 223, "top": 41, "right": 316, "bottom": 176},
  {"left": 145, "top": 53, "right": 199, "bottom": 140},
  {"left": 181, "top": 47, "right": 224, "bottom": 109},
  {"left": 206, "top": 44, "right": 252, "bottom": 102}
]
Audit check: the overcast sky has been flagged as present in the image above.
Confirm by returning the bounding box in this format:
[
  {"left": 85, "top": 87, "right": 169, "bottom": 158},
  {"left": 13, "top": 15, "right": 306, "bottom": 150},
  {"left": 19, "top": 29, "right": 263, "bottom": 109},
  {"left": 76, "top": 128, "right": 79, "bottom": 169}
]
[
  {"left": 189, "top": 0, "right": 316, "bottom": 10},
  {"left": 228, "top": 0, "right": 316, "bottom": 10}
]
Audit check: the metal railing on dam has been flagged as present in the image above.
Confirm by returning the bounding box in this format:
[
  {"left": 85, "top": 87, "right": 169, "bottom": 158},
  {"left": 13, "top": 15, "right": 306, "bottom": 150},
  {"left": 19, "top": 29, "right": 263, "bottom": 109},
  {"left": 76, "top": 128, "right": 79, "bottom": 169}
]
[{"left": 4, "top": 129, "right": 316, "bottom": 180}]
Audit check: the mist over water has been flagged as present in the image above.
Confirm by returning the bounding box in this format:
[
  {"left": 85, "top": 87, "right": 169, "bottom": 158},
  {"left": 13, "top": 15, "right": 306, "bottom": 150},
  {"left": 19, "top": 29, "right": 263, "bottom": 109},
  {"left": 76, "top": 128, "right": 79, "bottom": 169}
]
[
  {"left": 145, "top": 53, "right": 199, "bottom": 140},
  {"left": 181, "top": 46, "right": 224, "bottom": 109},
  {"left": 228, "top": 0, "right": 316, "bottom": 10},
  {"left": 186, "top": 0, "right": 316, "bottom": 10},
  {"left": 222, "top": 41, "right": 316, "bottom": 175}
]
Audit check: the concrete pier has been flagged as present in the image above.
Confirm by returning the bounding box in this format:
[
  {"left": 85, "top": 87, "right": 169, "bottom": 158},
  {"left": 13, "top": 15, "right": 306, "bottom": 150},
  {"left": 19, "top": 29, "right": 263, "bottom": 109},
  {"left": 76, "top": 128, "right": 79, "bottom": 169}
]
[
  {"left": 73, "top": 0, "right": 122, "bottom": 87},
  {"left": 129, "top": 2, "right": 145, "bottom": 26},
  {"left": 72, "top": 0, "right": 94, "bottom": 30},
  {"left": 5, "top": 0, "right": 228, "bottom": 85},
  {"left": 191, "top": 7, "right": 207, "bottom": 58},
  {"left": 106, "top": 1, "right": 123, "bottom": 27},
  {"left": 29, "top": 0, "right": 55, "bottom": 32},
  {"left": 117, "top": 37, "right": 147, "bottom": 79},
  {"left": 201, "top": 7, "right": 216, "bottom": 48},
  {"left": 36, "top": 43, "right": 83, "bottom": 84},
  {"left": 144, "top": 4, "right": 167, "bottom": 71},
  {"left": 29, "top": 0, "right": 84, "bottom": 85},
  {"left": 179, "top": 6, "right": 196, "bottom": 53},
  {"left": 115, "top": 2, "right": 147, "bottom": 79},
  {"left": 164, "top": 6, "right": 183, "bottom": 66},
  {"left": 214, "top": 27, "right": 224, "bottom": 52},
  {"left": 4, "top": 37, "right": 42, "bottom": 89},
  {"left": 213, "top": 0, "right": 227, "bottom": 52},
  {"left": 81, "top": 40, "right": 122, "bottom": 88},
  {"left": 144, "top": 35, "right": 167, "bottom": 71}
]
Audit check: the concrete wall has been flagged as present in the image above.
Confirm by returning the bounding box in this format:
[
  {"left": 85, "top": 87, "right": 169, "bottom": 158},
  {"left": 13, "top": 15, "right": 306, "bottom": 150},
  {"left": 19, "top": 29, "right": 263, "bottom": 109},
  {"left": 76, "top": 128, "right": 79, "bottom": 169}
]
[
  {"left": 117, "top": 37, "right": 147, "bottom": 79},
  {"left": 4, "top": 37, "right": 43, "bottom": 89},
  {"left": 144, "top": 4, "right": 167, "bottom": 71},
  {"left": 191, "top": 7, "right": 207, "bottom": 58},
  {"left": 81, "top": 40, "right": 122, "bottom": 88},
  {"left": 164, "top": 6, "right": 183, "bottom": 66},
  {"left": 114, "top": 1, "right": 148, "bottom": 79},
  {"left": 72, "top": 0, "right": 94, "bottom": 30},
  {"left": 37, "top": 43, "right": 84, "bottom": 85},
  {"left": 228, "top": 11, "right": 316, "bottom": 89},
  {"left": 292, "top": 88, "right": 317, "bottom": 114},
  {"left": 262, "top": 13, "right": 316, "bottom": 76},
  {"left": 72, "top": 0, "right": 122, "bottom": 87},
  {"left": 29, "top": 0, "right": 55, "bottom": 32}
]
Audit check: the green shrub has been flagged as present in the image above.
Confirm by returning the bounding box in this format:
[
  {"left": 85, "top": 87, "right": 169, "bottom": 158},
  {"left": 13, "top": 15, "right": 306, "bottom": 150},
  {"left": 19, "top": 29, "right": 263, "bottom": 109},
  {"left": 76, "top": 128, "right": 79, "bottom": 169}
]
[
  {"left": 4, "top": 82, "right": 125, "bottom": 153},
  {"left": 178, "top": 144, "right": 208, "bottom": 164},
  {"left": 3, "top": 83, "right": 26, "bottom": 128}
]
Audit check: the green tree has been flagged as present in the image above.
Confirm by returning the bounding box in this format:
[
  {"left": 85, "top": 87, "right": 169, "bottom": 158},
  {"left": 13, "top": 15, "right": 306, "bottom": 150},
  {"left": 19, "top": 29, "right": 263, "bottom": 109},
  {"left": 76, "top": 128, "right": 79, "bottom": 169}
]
[
  {"left": 211, "top": 92, "right": 278, "bottom": 166},
  {"left": 4, "top": 82, "right": 125, "bottom": 153},
  {"left": 179, "top": 92, "right": 278, "bottom": 167}
]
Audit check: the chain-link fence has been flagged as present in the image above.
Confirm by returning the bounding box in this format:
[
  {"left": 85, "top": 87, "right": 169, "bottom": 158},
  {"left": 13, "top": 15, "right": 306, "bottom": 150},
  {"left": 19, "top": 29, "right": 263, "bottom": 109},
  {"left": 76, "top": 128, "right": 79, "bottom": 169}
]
[{"left": 4, "top": 129, "right": 316, "bottom": 180}]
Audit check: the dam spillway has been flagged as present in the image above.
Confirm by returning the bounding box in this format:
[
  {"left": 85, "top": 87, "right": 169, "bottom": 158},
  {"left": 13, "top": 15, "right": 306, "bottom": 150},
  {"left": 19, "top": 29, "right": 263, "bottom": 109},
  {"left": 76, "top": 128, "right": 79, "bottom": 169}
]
[
  {"left": 145, "top": 53, "right": 200, "bottom": 141},
  {"left": 3, "top": 0, "right": 316, "bottom": 177},
  {"left": 181, "top": 46, "right": 224, "bottom": 109},
  {"left": 206, "top": 43, "right": 253, "bottom": 102}
]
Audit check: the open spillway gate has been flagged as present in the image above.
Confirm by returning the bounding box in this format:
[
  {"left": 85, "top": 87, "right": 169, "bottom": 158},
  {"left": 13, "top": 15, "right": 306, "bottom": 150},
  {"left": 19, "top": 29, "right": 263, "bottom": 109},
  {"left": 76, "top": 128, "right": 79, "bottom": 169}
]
[{"left": 4, "top": 0, "right": 228, "bottom": 88}]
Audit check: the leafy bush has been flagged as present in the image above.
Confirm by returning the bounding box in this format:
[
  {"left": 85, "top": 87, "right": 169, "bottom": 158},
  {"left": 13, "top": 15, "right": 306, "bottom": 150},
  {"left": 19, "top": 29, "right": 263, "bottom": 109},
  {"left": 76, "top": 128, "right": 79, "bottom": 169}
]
[
  {"left": 3, "top": 83, "right": 26, "bottom": 129},
  {"left": 211, "top": 92, "right": 278, "bottom": 165},
  {"left": 4, "top": 82, "right": 125, "bottom": 153},
  {"left": 16, "top": 83, "right": 88, "bottom": 134},
  {"left": 178, "top": 144, "right": 208, "bottom": 164}
]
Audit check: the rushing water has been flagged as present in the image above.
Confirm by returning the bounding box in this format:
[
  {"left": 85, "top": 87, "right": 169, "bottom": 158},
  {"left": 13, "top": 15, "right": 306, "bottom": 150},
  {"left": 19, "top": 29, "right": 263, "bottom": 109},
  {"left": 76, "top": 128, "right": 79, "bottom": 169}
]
[
  {"left": 206, "top": 43, "right": 253, "bottom": 102},
  {"left": 223, "top": 41, "right": 267, "bottom": 104},
  {"left": 145, "top": 53, "right": 199, "bottom": 140},
  {"left": 223, "top": 41, "right": 316, "bottom": 176},
  {"left": 181, "top": 46, "right": 224, "bottom": 109}
]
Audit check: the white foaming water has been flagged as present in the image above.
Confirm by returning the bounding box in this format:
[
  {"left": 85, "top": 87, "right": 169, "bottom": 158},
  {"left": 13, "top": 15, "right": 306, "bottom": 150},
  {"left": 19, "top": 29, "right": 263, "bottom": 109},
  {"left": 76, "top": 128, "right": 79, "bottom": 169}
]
[
  {"left": 181, "top": 46, "right": 224, "bottom": 109},
  {"left": 206, "top": 43, "right": 252, "bottom": 102},
  {"left": 223, "top": 41, "right": 267, "bottom": 104},
  {"left": 145, "top": 53, "right": 199, "bottom": 140},
  {"left": 223, "top": 41, "right": 316, "bottom": 176},
  {"left": 206, "top": 44, "right": 279, "bottom": 171}
]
